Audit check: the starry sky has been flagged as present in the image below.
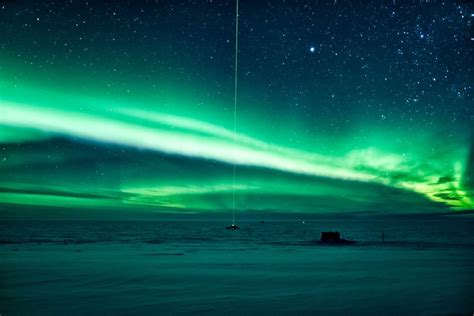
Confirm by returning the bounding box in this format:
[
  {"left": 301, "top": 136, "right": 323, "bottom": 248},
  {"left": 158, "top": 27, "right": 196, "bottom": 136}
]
[{"left": 0, "top": 0, "right": 473, "bottom": 216}]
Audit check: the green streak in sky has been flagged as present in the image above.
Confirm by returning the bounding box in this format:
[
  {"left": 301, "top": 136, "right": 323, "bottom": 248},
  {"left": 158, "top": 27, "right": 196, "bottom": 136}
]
[{"left": 0, "top": 82, "right": 472, "bottom": 212}]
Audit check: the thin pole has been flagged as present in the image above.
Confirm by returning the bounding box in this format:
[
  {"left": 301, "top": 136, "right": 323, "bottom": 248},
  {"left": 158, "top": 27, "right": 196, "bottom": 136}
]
[{"left": 232, "top": 0, "right": 239, "bottom": 225}]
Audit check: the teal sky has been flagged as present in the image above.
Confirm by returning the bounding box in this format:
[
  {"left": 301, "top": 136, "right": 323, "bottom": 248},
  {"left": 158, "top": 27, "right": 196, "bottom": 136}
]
[{"left": 0, "top": 1, "right": 473, "bottom": 215}]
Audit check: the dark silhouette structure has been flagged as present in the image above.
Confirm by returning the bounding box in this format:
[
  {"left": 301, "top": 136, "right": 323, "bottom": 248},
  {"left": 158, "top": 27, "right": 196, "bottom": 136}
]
[
  {"left": 226, "top": 224, "right": 239, "bottom": 230},
  {"left": 320, "top": 231, "right": 355, "bottom": 244}
]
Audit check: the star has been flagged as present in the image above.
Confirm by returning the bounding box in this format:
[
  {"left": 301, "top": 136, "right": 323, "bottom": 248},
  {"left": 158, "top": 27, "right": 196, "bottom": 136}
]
[{"left": 309, "top": 46, "right": 316, "bottom": 53}]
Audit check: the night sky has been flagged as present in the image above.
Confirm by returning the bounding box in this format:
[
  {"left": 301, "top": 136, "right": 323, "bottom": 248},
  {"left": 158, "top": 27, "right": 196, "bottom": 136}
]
[{"left": 0, "top": 0, "right": 473, "bottom": 215}]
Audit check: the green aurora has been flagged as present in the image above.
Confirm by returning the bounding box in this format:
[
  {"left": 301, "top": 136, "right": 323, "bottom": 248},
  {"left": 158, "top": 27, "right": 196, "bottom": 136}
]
[
  {"left": 0, "top": 80, "right": 472, "bottom": 213},
  {"left": 0, "top": 1, "right": 473, "bottom": 215}
]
